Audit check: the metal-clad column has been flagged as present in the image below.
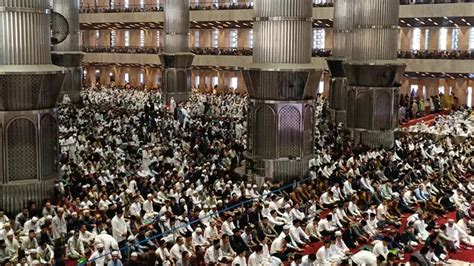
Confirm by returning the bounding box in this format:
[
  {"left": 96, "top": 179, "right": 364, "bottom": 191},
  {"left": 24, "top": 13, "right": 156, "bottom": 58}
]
[
  {"left": 242, "top": 0, "right": 323, "bottom": 181},
  {"left": 159, "top": 0, "right": 195, "bottom": 102},
  {"left": 51, "top": 0, "right": 85, "bottom": 104},
  {"left": 0, "top": 0, "right": 66, "bottom": 212},
  {"left": 343, "top": 0, "right": 406, "bottom": 148},
  {"left": 327, "top": 0, "right": 354, "bottom": 124}
]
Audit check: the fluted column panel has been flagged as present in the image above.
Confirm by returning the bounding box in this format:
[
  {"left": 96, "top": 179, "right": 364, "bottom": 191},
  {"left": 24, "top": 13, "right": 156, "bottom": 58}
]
[
  {"left": 254, "top": 0, "right": 312, "bottom": 18},
  {"left": 164, "top": 0, "right": 190, "bottom": 53},
  {"left": 53, "top": 0, "right": 80, "bottom": 52},
  {"left": 253, "top": 21, "right": 312, "bottom": 64},
  {"left": 353, "top": 29, "right": 399, "bottom": 60},
  {"left": 253, "top": 0, "right": 312, "bottom": 64},
  {"left": 0, "top": 0, "right": 65, "bottom": 212},
  {"left": 352, "top": 0, "right": 399, "bottom": 60},
  {"left": 160, "top": 0, "right": 194, "bottom": 102},
  {"left": 0, "top": 2, "right": 51, "bottom": 65},
  {"left": 332, "top": 0, "right": 354, "bottom": 58}
]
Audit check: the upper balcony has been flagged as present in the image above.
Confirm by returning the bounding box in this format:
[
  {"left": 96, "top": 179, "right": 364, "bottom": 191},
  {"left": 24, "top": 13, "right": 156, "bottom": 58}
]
[
  {"left": 81, "top": 46, "right": 474, "bottom": 75},
  {"left": 79, "top": 0, "right": 474, "bottom": 28}
]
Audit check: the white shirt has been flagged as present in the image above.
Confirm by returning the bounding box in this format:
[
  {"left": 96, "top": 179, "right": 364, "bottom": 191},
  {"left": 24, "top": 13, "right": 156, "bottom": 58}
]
[
  {"left": 170, "top": 243, "right": 188, "bottom": 261},
  {"left": 111, "top": 215, "right": 128, "bottom": 243},
  {"left": 221, "top": 220, "right": 235, "bottom": 236},
  {"left": 204, "top": 246, "right": 223, "bottom": 264},
  {"left": 289, "top": 225, "right": 309, "bottom": 245},
  {"left": 248, "top": 251, "right": 270, "bottom": 266},
  {"left": 351, "top": 250, "right": 377, "bottom": 266},
  {"left": 89, "top": 250, "right": 111, "bottom": 266},
  {"left": 372, "top": 241, "right": 388, "bottom": 259},
  {"left": 316, "top": 246, "right": 331, "bottom": 265},
  {"left": 232, "top": 255, "right": 248, "bottom": 266}
]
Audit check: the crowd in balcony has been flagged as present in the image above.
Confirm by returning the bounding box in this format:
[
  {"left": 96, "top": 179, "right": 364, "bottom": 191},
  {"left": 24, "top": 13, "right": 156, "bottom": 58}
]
[
  {"left": 82, "top": 46, "right": 163, "bottom": 54},
  {"left": 189, "top": 2, "right": 254, "bottom": 10},
  {"left": 398, "top": 50, "right": 474, "bottom": 60},
  {"left": 191, "top": 47, "right": 253, "bottom": 56},
  {"left": 398, "top": 91, "right": 466, "bottom": 124},
  {"left": 80, "top": 5, "right": 163, "bottom": 13},
  {"left": 82, "top": 46, "right": 474, "bottom": 60},
  {"left": 79, "top": 0, "right": 472, "bottom": 13}
]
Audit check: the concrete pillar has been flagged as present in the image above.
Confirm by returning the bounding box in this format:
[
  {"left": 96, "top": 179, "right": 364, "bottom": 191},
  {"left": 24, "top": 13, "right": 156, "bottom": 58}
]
[
  {"left": 242, "top": 0, "right": 323, "bottom": 181},
  {"left": 0, "top": 0, "right": 66, "bottom": 212},
  {"left": 159, "top": 0, "right": 195, "bottom": 102},
  {"left": 327, "top": 0, "right": 354, "bottom": 124},
  {"left": 343, "top": 0, "right": 406, "bottom": 148},
  {"left": 51, "top": 0, "right": 85, "bottom": 104}
]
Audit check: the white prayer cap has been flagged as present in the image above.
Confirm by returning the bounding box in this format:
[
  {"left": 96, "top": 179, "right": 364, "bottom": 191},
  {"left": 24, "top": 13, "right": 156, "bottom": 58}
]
[
  {"left": 283, "top": 225, "right": 291, "bottom": 230},
  {"left": 97, "top": 243, "right": 104, "bottom": 248},
  {"left": 32, "top": 217, "right": 38, "bottom": 222},
  {"left": 30, "top": 248, "right": 37, "bottom": 253},
  {"left": 6, "top": 231, "right": 13, "bottom": 236},
  {"left": 147, "top": 194, "right": 153, "bottom": 198},
  {"left": 203, "top": 205, "right": 209, "bottom": 209},
  {"left": 131, "top": 252, "right": 138, "bottom": 257},
  {"left": 285, "top": 204, "right": 291, "bottom": 209},
  {"left": 47, "top": 215, "right": 53, "bottom": 220},
  {"left": 179, "top": 198, "right": 186, "bottom": 203},
  {"left": 211, "top": 205, "right": 216, "bottom": 208},
  {"left": 246, "top": 184, "right": 251, "bottom": 188},
  {"left": 128, "top": 235, "right": 136, "bottom": 241},
  {"left": 253, "top": 185, "right": 257, "bottom": 188},
  {"left": 335, "top": 231, "right": 342, "bottom": 237},
  {"left": 196, "top": 227, "right": 203, "bottom": 233},
  {"left": 112, "top": 251, "right": 119, "bottom": 256},
  {"left": 32, "top": 260, "right": 41, "bottom": 265},
  {"left": 160, "top": 216, "right": 166, "bottom": 222}
]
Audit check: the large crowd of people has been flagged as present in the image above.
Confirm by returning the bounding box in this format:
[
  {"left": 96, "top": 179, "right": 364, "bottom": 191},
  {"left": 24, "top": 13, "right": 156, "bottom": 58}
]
[
  {"left": 0, "top": 86, "right": 472, "bottom": 266},
  {"left": 398, "top": 92, "right": 463, "bottom": 122},
  {"left": 402, "top": 109, "right": 474, "bottom": 137}
]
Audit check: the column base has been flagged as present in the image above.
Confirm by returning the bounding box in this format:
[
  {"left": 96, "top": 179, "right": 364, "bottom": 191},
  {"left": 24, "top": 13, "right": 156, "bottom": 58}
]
[
  {"left": 245, "top": 153, "right": 311, "bottom": 182},
  {"left": 58, "top": 90, "right": 81, "bottom": 104},
  {"left": 0, "top": 179, "right": 55, "bottom": 213},
  {"left": 330, "top": 109, "right": 346, "bottom": 125},
  {"left": 353, "top": 129, "right": 394, "bottom": 149},
  {"left": 165, "top": 91, "right": 192, "bottom": 103}
]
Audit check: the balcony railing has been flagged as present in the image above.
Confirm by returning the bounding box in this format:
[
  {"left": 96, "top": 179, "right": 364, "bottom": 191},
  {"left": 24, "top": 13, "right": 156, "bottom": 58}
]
[
  {"left": 81, "top": 46, "right": 474, "bottom": 60},
  {"left": 79, "top": 0, "right": 472, "bottom": 13}
]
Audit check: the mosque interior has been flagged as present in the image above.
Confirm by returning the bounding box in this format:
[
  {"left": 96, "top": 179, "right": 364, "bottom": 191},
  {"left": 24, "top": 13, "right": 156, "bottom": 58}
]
[{"left": 0, "top": 0, "right": 473, "bottom": 265}]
